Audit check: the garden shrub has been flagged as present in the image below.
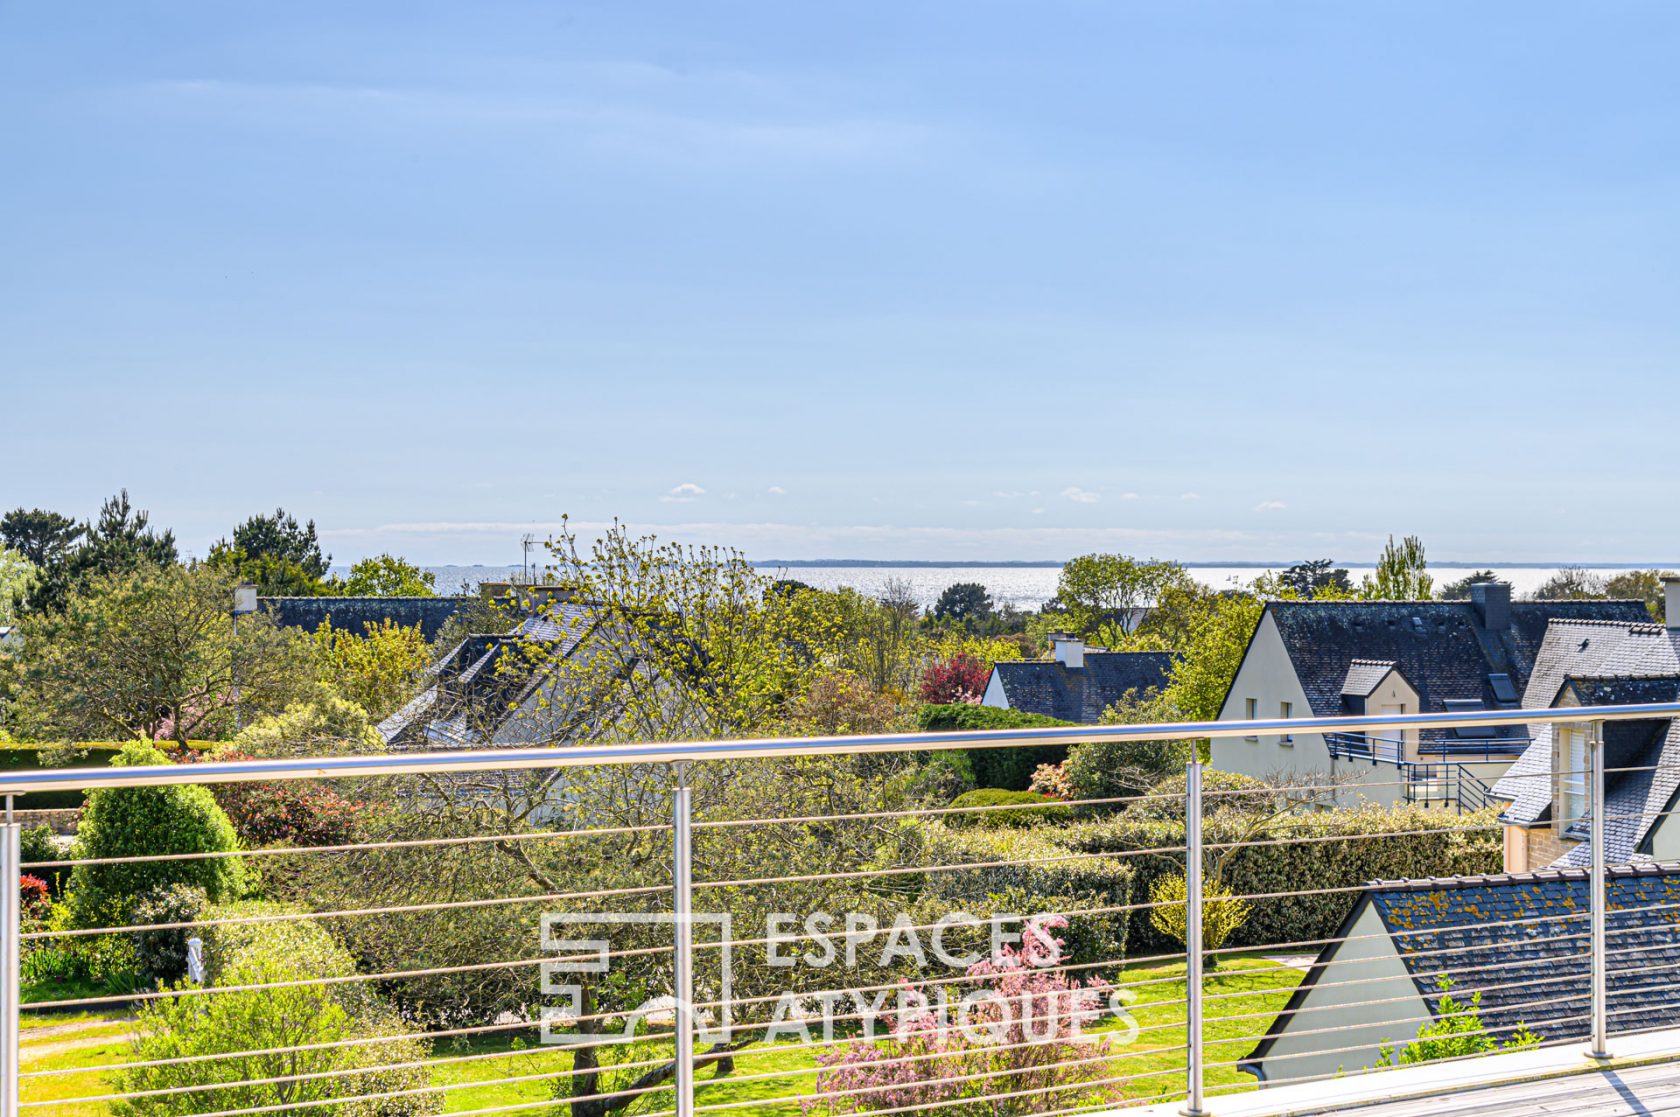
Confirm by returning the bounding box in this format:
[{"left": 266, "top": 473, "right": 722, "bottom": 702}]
[
  {"left": 1125, "top": 769, "right": 1269, "bottom": 820},
  {"left": 1145, "top": 872, "right": 1251, "bottom": 967},
  {"left": 206, "top": 751, "right": 363, "bottom": 848},
  {"left": 18, "top": 875, "right": 49, "bottom": 922},
  {"left": 66, "top": 742, "right": 245, "bottom": 928},
  {"left": 19, "top": 825, "right": 63, "bottom": 894},
  {"left": 130, "top": 884, "right": 209, "bottom": 984},
  {"left": 223, "top": 690, "right": 386, "bottom": 758},
  {"left": 922, "top": 823, "right": 1132, "bottom": 966},
  {"left": 946, "top": 788, "right": 1072, "bottom": 828},
  {"left": 807, "top": 915, "right": 1117, "bottom": 1116},
  {"left": 1053, "top": 804, "right": 1501, "bottom": 954},
  {"left": 115, "top": 901, "right": 437, "bottom": 1117},
  {"left": 915, "top": 705, "right": 1078, "bottom": 790}
]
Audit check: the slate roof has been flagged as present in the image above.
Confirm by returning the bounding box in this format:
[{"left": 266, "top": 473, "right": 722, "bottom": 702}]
[
  {"left": 1244, "top": 863, "right": 1680, "bottom": 1075},
  {"left": 377, "top": 603, "right": 602, "bottom": 746},
  {"left": 1490, "top": 620, "right": 1680, "bottom": 864},
  {"left": 1341, "top": 660, "right": 1397, "bottom": 698},
  {"left": 1264, "top": 598, "right": 1650, "bottom": 749},
  {"left": 989, "top": 651, "right": 1178, "bottom": 723},
  {"left": 259, "top": 596, "right": 474, "bottom": 642}
]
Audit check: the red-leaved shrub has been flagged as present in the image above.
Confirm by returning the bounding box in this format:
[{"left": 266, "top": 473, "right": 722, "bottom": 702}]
[
  {"left": 204, "top": 751, "right": 363, "bottom": 847},
  {"left": 19, "top": 875, "right": 50, "bottom": 922},
  {"left": 918, "top": 655, "right": 991, "bottom": 706}
]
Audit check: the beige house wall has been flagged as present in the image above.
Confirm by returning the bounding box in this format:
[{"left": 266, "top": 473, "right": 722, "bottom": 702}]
[{"left": 1211, "top": 611, "right": 1324, "bottom": 782}]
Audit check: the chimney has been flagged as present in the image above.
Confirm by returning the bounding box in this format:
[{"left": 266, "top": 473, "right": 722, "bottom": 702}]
[
  {"left": 1470, "top": 581, "right": 1511, "bottom": 630},
  {"left": 1665, "top": 577, "right": 1680, "bottom": 629},
  {"left": 1049, "top": 633, "right": 1085, "bottom": 669}
]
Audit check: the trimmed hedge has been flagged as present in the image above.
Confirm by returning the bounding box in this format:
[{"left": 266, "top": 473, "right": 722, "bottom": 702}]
[
  {"left": 947, "top": 788, "right": 1073, "bottom": 828},
  {"left": 921, "top": 823, "right": 1133, "bottom": 966},
  {"left": 0, "top": 743, "right": 215, "bottom": 810},
  {"left": 916, "top": 704, "right": 1078, "bottom": 791},
  {"left": 1052, "top": 805, "right": 1502, "bottom": 954}
]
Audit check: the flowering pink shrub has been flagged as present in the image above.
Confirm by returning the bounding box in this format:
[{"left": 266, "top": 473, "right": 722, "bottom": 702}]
[
  {"left": 919, "top": 655, "right": 992, "bottom": 706},
  {"left": 806, "top": 916, "right": 1116, "bottom": 1116}
]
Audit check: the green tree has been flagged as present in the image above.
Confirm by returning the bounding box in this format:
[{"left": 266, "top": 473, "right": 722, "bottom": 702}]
[
  {"left": 1363, "top": 535, "right": 1434, "bottom": 600},
  {"left": 930, "top": 581, "right": 993, "bottom": 628},
  {"left": 8, "top": 564, "right": 316, "bottom": 744},
  {"left": 1532, "top": 564, "right": 1607, "bottom": 600},
  {"left": 0, "top": 549, "right": 36, "bottom": 625},
  {"left": 1276, "top": 559, "right": 1352, "bottom": 599},
  {"left": 67, "top": 741, "right": 245, "bottom": 928},
  {"left": 1058, "top": 687, "right": 1193, "bottom": 799},
  {"left": 1603, "top": 569, "right": 1677, "bottom": 621},
  {"left": 0, "top": 508, "right": 83, "bottom": 568},
  {"left": 342, "top": 553, "right": 436, "bottom": 596},
  {"left": 312, "top": 618, "right": 431, "bottom": 721},
  {"left": 72, "top": 490, "right": 178, "bottom": 582},
  {"left": 1437, "top": 570, "right": 1500, "bottom": 599},
  {"left": 1158, "top": 589, "right": 1266, "bottom": 722},
  {"left": 209, "top": 508, "right": 332, "bottom": 595},
  {"left": 3, "top": 495, "right": 175, "bottom": 615},
  {"left": 229, "top": 688, "right": 386, "bottom": 757},
  {"left": 1055, "top": 554, "right": 1193, "bottom": 639},
  {"left": 115, "top": 903, "right": 436, "bottom": 1117}
]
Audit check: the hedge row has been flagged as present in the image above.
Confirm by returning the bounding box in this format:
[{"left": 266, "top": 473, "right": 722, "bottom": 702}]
[
  {"left": 0, "top": 743, "right": 214, "bottom": 809},
  {"left": 921, "top": 823, "right": 1134, "bottom": 966},
  {"left": 915, "top": 704, "right": 1079, "bottom": 790},
  {"left": 1050, "top": 805, "right": 1502, "bottom": 954}
]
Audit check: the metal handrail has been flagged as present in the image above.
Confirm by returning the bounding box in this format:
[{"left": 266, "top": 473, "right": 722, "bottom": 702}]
[
  {"left": 3, "top": 703, "right": 1672, "bottom": 1117},
  {"left": 3, "top": 702, "right": 1676, "bottom": 793}
]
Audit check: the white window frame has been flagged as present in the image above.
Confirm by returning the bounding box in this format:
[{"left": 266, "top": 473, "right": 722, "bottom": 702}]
[
  {"left": 1556, "top": 723, "right": 1589, "bottom": 835},
  {"left": 1245, "top": 698, "right": 1258, "bottom": 740},
  {"left": 1279, "top": 700, "right": 1294, "bottom": 745}
]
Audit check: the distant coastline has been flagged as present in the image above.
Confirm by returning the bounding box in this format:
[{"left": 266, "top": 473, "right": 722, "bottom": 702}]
[{"left": 749, "top": 559, "right": 1679, "bottom": 569}]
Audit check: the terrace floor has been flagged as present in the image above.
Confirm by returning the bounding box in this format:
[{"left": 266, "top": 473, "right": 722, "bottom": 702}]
[
  {"left": 1347, "top": 1061, "right": 1680, "bottom": 1115},
  {"left": 1133, "top": 1028, "right": 1680, "bottom": 1117}
]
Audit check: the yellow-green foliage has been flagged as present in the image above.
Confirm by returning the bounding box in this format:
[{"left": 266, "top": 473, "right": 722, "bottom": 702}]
[
  {"left": 1147, "top": 872, "right": 1252, "bottom": 961},
  {"left": 116, "top": 902, "right": 437, "bottom": 1117}
]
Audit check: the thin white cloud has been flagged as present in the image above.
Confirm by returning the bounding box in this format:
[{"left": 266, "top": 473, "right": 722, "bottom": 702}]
[
  {"left": 1118, "top": 492, "right": 1140, "bottom": 501},
  {"left": 1253, "top": 500, "right": 1288, "bottom": 512},
  {"left": 1181, "top": 492, "right": 1201, "bottom": 501},
  {"left": 767, "top": 486, "right": 787, "bottom": 496},
  {"left": 661, "top": 482, "right": 706, "bottom": 503},
  {"left": 1061, "top": 486, "right": 1101, "bottom": 504}
]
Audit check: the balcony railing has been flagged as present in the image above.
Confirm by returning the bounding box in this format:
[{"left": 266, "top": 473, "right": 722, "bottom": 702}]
[{"left": 0, "top": 703, "right": 1676, "bottom": 1117}]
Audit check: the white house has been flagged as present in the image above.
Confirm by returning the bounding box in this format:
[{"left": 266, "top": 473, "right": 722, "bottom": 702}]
[
  {"left": 1211, "top": 583, "right": 1649, "bottom": 809},
  {"left": 1492, "top": 579, "right": 1680, "bottom": 872}
]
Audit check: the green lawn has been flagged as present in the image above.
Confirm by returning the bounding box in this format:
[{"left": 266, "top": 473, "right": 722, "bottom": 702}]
[{"left": 19, "top": 957, "right": 1302, "bottom": 1116}]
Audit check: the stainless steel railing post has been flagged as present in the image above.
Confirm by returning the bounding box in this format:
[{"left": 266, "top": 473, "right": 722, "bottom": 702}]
[
  {"left": 1183, "top": 758, "right": 1205, "bottom": 1116},
  {"left": 672, "top": 764, "right": 696, "bottom": 1117},
  {"left": 2, "top": 817, "right": 20, "bottom": 1117},
  {"left": 1589, "top": 720, "right": 1610, "bottom": 1060}
]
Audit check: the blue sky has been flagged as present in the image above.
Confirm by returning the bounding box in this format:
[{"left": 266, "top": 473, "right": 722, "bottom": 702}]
[{"left": 5, "top": 2, "right": 1679, "bottom": 565}]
